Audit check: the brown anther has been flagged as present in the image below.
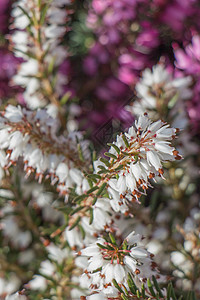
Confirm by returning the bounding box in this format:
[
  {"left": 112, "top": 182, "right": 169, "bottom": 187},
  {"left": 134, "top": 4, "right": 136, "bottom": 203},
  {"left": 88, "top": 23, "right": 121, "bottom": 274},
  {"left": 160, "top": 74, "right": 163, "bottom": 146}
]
[
  {"left": 42, "top": 239, "right": 51, "bottom": 247},
  {"left": 18, "top": 290, "right": 25, "bottom": 295},
  {"left": 175, "top": 155, "right": 182, "bottom": 160},
  {"left": 150, "top": 253, "right": 154, "bottom": 258},
  {"left": 6, "top": 149, "right": 12, "bottom": 155},
  {"left": 151, "top": 262, "right": 157, "bottom": 269},
  {"left": 135, "top": 191, "right": 141, "bottom": 197},
  {"left": 149, "top": 172, "right": 155, "bottom": 178},
  {"left": 135, "top": 268, "right": 140, "bottom": 274},
  {"left": 10, "top": 201, "right": 17, "bottom": 207},
  {"left": 172, "top": 150, "right": 179, "bottom": 156},
  {"left": 131, "top": 196, "right": 136, "bottom": 202},
  {"left": 104, "top": 283, "right": 111, "bottom": 288},
  {"left": 77, "top": 251, "right": 81, "bottom": 256},
  {"left": 158, "top": 168, "right": 164, "bottom": 175}
]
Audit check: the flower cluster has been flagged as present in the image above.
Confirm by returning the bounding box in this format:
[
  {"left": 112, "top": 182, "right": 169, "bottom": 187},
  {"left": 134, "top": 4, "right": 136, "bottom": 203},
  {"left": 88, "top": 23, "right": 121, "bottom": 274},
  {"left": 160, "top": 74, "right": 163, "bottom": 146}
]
[
  {"left": 80, "top": 232, "right": 162, "bottom": 298},
  {"left": 0, "top": 105, "right": 90, "bottom": 197},
  {"left": 11, "top": 0, "right": 74, "bottom": 111},
  {"left": 127, "top": 64, "right": 192, "bottom": 119},
  {"left": 102, "top": 114, "right": 181, "bottom": 212}
]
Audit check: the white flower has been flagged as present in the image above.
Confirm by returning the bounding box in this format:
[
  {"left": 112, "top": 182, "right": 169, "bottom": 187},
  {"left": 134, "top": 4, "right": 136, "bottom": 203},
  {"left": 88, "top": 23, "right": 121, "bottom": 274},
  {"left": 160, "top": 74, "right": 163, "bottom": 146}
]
[
  {"left": 80, "top": 232, "right": 161, "bottom": 296},
  {"left": 56, "top": 162, "right": 69, "bottom": 182},
  {"left": 44, "top": 25, "right": 66, "bottom": 39},
  {"left": 86, "top": 292, "right": 107, "bottom": 300},
  {"left": 127, "top": 64, "right": 192, "bottom": 124},
  {"left": 27, "top": 275, "right": 47, "bottom": 291},
  {"left": 47, "top": 7, "right": 67, "bottom": 24},
  {"left": 46, "top": 244, "right": 68, "bottom": 264},
  {"left": 11, "top": 31, "right": 28, "bottom": 57},
  {"left": 5, "top": 105, "right": 23, "bottom": 122},
  {"left": 0, "top": 275, "right": 21, "bottom": 297},
  {"left": 39, "top": 260, "right": 55, "bottom": 277},
  {"left": 5, "top": 292, "right": 27, "bottom": 300}
]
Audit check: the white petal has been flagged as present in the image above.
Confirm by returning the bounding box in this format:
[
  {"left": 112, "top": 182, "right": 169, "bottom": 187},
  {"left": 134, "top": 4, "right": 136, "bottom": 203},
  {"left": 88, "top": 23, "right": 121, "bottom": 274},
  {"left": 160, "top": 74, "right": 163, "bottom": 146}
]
[
  {"left": 130, "top": 247, "right": 148, "bottom": 259},
  {"left": 114, "top": 263, "right": 125, "bottom": 282},
  {"left": 146, "top": 151, "right": 161, "bottom": 170}
]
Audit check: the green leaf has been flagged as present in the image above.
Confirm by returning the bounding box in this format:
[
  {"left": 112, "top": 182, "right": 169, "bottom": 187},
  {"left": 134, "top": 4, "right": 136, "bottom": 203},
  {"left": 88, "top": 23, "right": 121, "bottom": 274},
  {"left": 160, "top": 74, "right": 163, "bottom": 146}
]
[
  {"left": 87, "top": 178, "right": 93, "bottom": 188},
  {"left": 86, "top": 186, "right": 99, "bottom": 194},
  {"left": 167, "top": 282, "right": 177, "bottom": 300},
  {"left": 133, "top": 155, "right": 138, "bottom": 164},
  {"left": 167, "top": 283, "right": 172, "bottom": 300},
  {"left": 114, "top": 165, "right": 124, "bottom": 171},
  {"left": 69, "top": 216, "right": 81, "bottom": 230},
  {"left": 121, "top": 294, "right": 129, "bottom": 300},
  {"left": 60, "top": 91, "right": 72, "bottom": 105},
  {"left": 18, "top": 6, "right": 33, "bottom": 25},
  {"left": 109, "top": 233, "right": 117, "bottom": 245},
  {"left": 92, "top": 150, "right": 97, "bottom": 162},
  {"left": 122, "top": 134, "right": 130, "bottom": 148},
  {"left": 121, "top": 151, "right": 130, "bottom": 156},
  {"left": 152, "top": 275, "right": 164, "bottom": 297},
  {"left": 107, "top": 143, "right": 120, "bottom": 154},
  {"left": 147, "top": 279, "right": 156, "bottom": 297},
  {"left": 187, "top": 291, "right": 196, "bottom": 300},
  {"left": 141, "top": 283, "right": 146, "bottom": 298},
  {"left": 97, "top": 165, "right": 107, "bottom": 170},
  {"left": 122, "top": 239, "right": 128, "bottom": 250},
  {"left": 96, "top": 183, "right": 107, "bottom": 196},
  {"left": 39, "top": 3, "right": 49, "bottom": 25},
  {"left": 127, "top": 273, "right": 137, "bottom": 294},
  {"left": 97, "top": 243, "right": 108, "bottom": 250},
  {"left": 136, "top": 290, "right": 141, "bottom": 298},
  {"left": 70, "top": 206, "right": 83, "bottom": 216},
  {"left": 92, "top": 196, "right": 98, "bottom": 205},
  {"left": 89, "top": 208, "right": 94, "bottom": 225},
  {"left": 78, "top": 224, "right": 85, "bottom": 240},
  {"left": 104, "top": 152, "right": 118, "bottom": 160},
  {"left": 87, "top": 174, "right": 101, "bottom": 181},
  {"left": 74, "top": 194, "right": 87, "bottom": 203},
  {"left": 100, "top": 157, "right": 110, "bottom": 167},
  {"left": 112, "top": 279, "right": 123, "bottom": 293},
  {"left": 97, "top": 169, "right": 109, "bottom": 174}
]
